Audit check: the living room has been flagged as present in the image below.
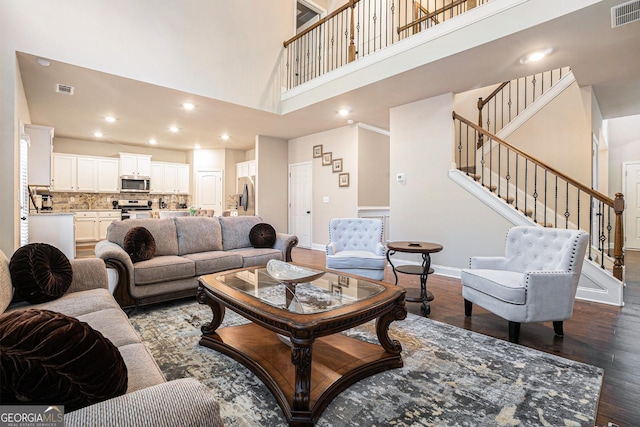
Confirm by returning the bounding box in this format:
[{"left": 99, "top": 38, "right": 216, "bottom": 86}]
[{"left": 2, "top": 0, "right": 640, "bottom": 425}]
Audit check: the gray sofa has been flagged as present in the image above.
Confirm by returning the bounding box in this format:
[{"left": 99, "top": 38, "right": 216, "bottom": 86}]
[
  {"left": 95, "top": 215, "right": 298, "bottom": 308},
  {"left": 0, "top": 251, "right": 223, "bottom": 426}
]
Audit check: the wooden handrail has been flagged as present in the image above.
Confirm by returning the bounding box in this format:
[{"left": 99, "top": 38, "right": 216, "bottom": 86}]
[
  {"left": 478, "top": 81, "right": 508, "bottom": 108},
  {"left": 397, "top": 0, "right": 467, "bottom": 34},
  {"left": 453, "top": 111, "right": 615, "bottom": 207},
  {"left": 284, "top": 0, "right": 361, "bottom": 47}
]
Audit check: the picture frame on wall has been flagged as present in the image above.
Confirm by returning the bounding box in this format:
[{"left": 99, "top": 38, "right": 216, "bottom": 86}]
[
  {"left": 338, "top": 172, "right": 350, "bottom": 187},
  {"left": 313, "top": 145, "right": 323, "bottom": 158},
  {"left": 332, "top": 158, "right": 343, "bottom": 173},
  {"left": 322, "top": 152, "right": 333, "bottom": 166}
]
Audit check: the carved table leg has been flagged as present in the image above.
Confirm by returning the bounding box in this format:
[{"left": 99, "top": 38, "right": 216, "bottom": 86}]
[
  {"left": 290, "top": 339, "right": 313, "bottom": 412},
  {"left": 375, "top": 297, "right": 407, "bottom": 355},
  {"left": 419, "top": 253, "right": 432, "bottom": 316},
  {"left": 197, "top": 283, "right": 225, "bottom": 335}
]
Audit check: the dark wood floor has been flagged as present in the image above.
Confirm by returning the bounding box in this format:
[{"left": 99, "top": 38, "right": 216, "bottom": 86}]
[{"left": 291, "top": 247, "right": 640, "bottom": 427}]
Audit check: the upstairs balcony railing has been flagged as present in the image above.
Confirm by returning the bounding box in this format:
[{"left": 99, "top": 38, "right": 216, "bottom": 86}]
[
  {"left": 283, "top": 0, "right": 491, "bottom": 90},
  {"left": 453, "top": 112, "right": 625, "bottom": 281}
]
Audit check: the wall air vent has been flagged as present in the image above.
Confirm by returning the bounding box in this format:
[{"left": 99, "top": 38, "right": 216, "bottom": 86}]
[
  {"left": 55, "top": 83, "right": 74, "bottom": 95},
  {"left": 611, "top": 0, "right": 640, "bottom": 28}
]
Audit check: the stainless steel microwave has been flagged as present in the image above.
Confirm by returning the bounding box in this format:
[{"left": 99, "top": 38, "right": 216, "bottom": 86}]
[{"left": 120, "top": 176, "right": 150, "bottom": 193}]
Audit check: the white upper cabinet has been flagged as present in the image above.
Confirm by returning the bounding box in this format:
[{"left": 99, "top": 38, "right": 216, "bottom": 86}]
[
  {"left": 119, "top": 153, "right": 151, "bottom": 177},
  {"left": 51, "top": 153, "right": 119, "bottom": 193},
  {"left": 149, "top": 161, "right": 190, "bottom": 194},
  {"left": 236, "top": 160, "right": 256, "bottom": 178}
]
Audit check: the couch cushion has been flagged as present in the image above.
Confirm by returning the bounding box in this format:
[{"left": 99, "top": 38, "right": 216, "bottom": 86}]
[
  {"left": 7, "top": 288, "right": 119, "bottom": 319},
  {"left": 0, "top": 308, "right": 128, "bottom": 411},
  {"left": 461, "top": 269, "right": 526, "bottom": 305},
  {"left": 107, "top": 218, "right": 178, "bottom": 256},
  {"left": 0, "top": 251, "right": 12, "bottom": 313},
  {"left": 76, "top": 307, "right": 142, "bottom": 347},
  {"left": 124, "top": 226, "right": 156, "bottom": 262},
  {"left": 174, "top": 216, "right": 223, "bottom": 255},
  {"left": 219, "top": 216, "right": 263, "bottom": 251},
  {"left": 118, "top": 343, "right": 166, "bottom": 393},
  {"left": 230, "top": 248, "right": 283, "bottom": 268},
  {"left": 182, "top": 251, "right": 243, "bottom": 275},
  {"left": 249, "top": 223, "right": 277, "bottom": 248},
  {"left": 326, "top": 251, "right": 386, "bottom": 270},
  {"left": 133, "top": 255, "right": 195, "bottom": 285},
  {"left": 9, "top": 243, "right": 73, "bottom": 304}
]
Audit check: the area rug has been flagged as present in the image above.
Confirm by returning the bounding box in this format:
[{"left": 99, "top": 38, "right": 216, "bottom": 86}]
[{"left": 129, "top": 300, "right": 603, "bottom": 427}]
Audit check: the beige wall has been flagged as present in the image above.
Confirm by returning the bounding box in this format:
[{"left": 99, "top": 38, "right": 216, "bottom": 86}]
[
  {"left": 256, "top": 136, "right": 288, "bottom": 232},
  {"left": 506, "top": 81, "right": 591, "bottom": 187},
  {"left": 289, "top": 125, "right": 358, "bottom": 246},
  {"left": 358, "top": 126, "right": 390, "bottom": 207},
  {"left": 54, "top": 137, "right": 189, "bottom": 163},
  {"left": 390, "top": 93, "right": 512, "bottom": 268}
]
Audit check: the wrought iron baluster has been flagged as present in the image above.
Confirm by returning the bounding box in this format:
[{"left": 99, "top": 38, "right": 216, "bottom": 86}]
[
  {"left": 506, "top": 147, "right": 511, "bottom": 204},
  {"left": 600, "top": 201, "right": 606, "bottom": 268},
  {"left": 533, "top": 164, "right": 538, "bottom": 223},
  {"left": 607, "top": 206, "right": 612, "bottom": 257},
  {"left": 554, "top": 176, "right": 558, "bottom": 227},
  {"left": 524, "top": 160, "right": 528, "bottom": 216},
  {"left": 565, "top": 181, "right": 570, "bottom": 228},
  {"left": 544, "top": 170, "right": 548, "bottom": 226},
  {"left": 588, "top": 195, "right": 593, "bottom": 260}
]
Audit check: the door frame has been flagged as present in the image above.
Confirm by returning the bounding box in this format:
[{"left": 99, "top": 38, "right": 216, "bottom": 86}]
[
  {"left": 623, "top": 161, "right": 640, "bottom": 251},
  {"left": 288, "top": 161, "right": 313, "bottom": 248}
]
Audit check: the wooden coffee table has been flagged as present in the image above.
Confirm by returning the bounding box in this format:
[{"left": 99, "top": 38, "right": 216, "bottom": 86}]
[{"left": 197, "top": 265, "right": 407, "bottom": 426}]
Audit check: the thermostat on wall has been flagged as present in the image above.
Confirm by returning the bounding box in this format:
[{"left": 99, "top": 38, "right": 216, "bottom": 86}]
[{"left": 396, "top": 173, "right": 406, "bottom": 182}]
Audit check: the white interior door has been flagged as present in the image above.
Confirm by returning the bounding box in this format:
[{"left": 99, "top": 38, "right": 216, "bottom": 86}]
[
  {"left": 289, "top": 162, "right": 312, "bottom": 248},
  {"left": 624, "top": 162, "right": 640, "bottom": 250},
  {"left": 196, "top": 170, "right": 223, "bottom": 214}
]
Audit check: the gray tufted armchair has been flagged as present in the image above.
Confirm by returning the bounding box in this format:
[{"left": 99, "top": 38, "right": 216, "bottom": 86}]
[
  {"left": 461, "top": 226, "right": 589, "bottom": 343},
  {"left": 326, "top": 218, "right": 386, "bottom": 281}
]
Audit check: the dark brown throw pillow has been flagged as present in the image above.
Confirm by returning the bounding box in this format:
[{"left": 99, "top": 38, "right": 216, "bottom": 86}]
[
  {"left": 9, "top": 243, "right": 73, "bottom": 304},
  {"left": 249, "top": 223, "right": 276, "bottom": 248},
  {"left": 0, "top": 309, "right": 128, "bottom": 411},
  {"left": 124, "top": 226, "right": 156, "bottom": 263}
]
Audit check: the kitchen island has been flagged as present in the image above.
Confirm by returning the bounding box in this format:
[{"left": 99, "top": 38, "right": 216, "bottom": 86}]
[{"left": 28, "top": 212, "right": 76, "bottom": 259}]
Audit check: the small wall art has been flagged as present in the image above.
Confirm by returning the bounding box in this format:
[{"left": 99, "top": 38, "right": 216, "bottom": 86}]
[
  {"left": 313, "top": 145, "right": 323, "bottom": 158},
  {"left": 332, "top": 158, "right": 343, "bottom": 173},
  {"left": 322, "top": 152, "right": 333, "bottom": 166},
  {"left": 338, "top": 172, "right": 350, "bottom": 187}
]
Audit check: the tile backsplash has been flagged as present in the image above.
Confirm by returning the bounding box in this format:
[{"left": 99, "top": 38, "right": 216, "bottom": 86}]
[{"left": 43, "top": 192, "right": 191, "bottom": 211}]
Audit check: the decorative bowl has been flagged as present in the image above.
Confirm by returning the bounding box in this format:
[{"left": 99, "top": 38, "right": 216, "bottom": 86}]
[{"left": 266, "top": 260, "right": 325, "bottom": 284}]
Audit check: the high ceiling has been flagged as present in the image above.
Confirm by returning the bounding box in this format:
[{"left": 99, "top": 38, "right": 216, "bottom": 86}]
[{"left": 18, "top": 0, "right": 640, "bottom": 153}]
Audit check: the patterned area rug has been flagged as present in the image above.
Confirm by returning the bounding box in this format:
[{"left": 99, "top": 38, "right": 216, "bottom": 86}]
[{"left": 129, "top": 300, "right": 602, "bottom": 427}]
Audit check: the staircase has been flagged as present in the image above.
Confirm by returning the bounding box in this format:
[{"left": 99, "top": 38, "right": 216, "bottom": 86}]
[{"left": 450, "top": 70, "right": 625, "bottom": 306}]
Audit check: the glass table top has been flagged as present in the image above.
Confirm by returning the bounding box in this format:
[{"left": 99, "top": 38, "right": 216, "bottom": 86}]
[{"left": 215, "top": 264, "right": 385, "bottom": 314}]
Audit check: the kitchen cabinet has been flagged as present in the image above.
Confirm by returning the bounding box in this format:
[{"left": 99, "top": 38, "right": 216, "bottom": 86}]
[
  {"left": 97, "top": 158, "right": 119, "bottom": 192},
  {"left": 236, "top": 160, "right": 256, "bottom": 178},
  {"left": 120, "top": 153, "right": 151, "bottom": 177},
  {"left": 25, "top": 124, "right": 53, "bottom": 186},
  {"left": 52, "top": 154, "right": 77, "bottom": 191},
  {"left": 75, "top": 210, "right": 120, "bottom": 242},
  {"left": 52, "top": 153, "right": 119, "bottom": 193},
  {"left": 150, "top": 161, "right": 190, "bottom": 194}
]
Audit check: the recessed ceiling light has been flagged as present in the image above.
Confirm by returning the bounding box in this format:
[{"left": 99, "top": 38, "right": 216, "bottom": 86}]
[
  {"left": 183, "top": 102, "right": 195, "bottom": 110},
  {"left": 338, "top": 108, "right": 350, "bottom": 116},
  {"left": 169, "top": 126, "right": 179, "bottom": 133},
  {"left": 221, "top": 134, "right": 230, "bottom": 141},
  {"left": 94, "top": 131, "right": 103, "bottom": 138},
  {"left": 194, "top": 144, "right": 201, "bottom": 150},
  {"left": 520, "top": 48, "right": 553, "bottom": 64},
  {"left": 148, "top": 138, "right": 158, "bottom": 145},
  {"left": 105, "top": 116, "right": 116, "bottom": 123},
  {"left": 37, "top": 58, "right": 50, "bottom": 67}
]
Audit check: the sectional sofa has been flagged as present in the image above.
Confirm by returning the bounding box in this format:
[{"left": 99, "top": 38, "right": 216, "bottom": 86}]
[
  {"left": 0, "top": 250, "right": 223, "bottom": 426},
  {"left": 95, "top": 215, "right": 298, "bottom": 308}
]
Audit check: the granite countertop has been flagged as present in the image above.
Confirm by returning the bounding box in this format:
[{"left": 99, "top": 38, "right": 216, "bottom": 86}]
[{"left": 29, "top": 211, "right": 75, "bottom": 216}]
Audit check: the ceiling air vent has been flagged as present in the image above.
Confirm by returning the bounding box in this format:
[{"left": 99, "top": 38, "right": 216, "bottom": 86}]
[
  {"left": 55, "top": 83, "right": 74, "bottom": 95},
  {"left": 611, "top": 0, "right": 640, "bottom": 28}
]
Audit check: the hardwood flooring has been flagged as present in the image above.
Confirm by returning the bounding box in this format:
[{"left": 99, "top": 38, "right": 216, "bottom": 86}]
[
  {"left": 291, "top": 247, "right": 640, "bottom": 427},
  {"left": 80, "top": 243, "right": 638, "bottom": 425}
]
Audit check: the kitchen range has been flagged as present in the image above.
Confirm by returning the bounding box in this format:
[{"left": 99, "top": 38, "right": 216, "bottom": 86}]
[{"left": 115, "top": 199, "right": 153, "bottom": 220}]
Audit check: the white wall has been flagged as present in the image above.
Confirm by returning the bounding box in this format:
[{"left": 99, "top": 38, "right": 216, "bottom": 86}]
[
  {"left": 289, "top": 125, "right": 358, "bottom": 246},
  {"left": 390, "top": 93, "right": 512, "bottom": 269}
]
